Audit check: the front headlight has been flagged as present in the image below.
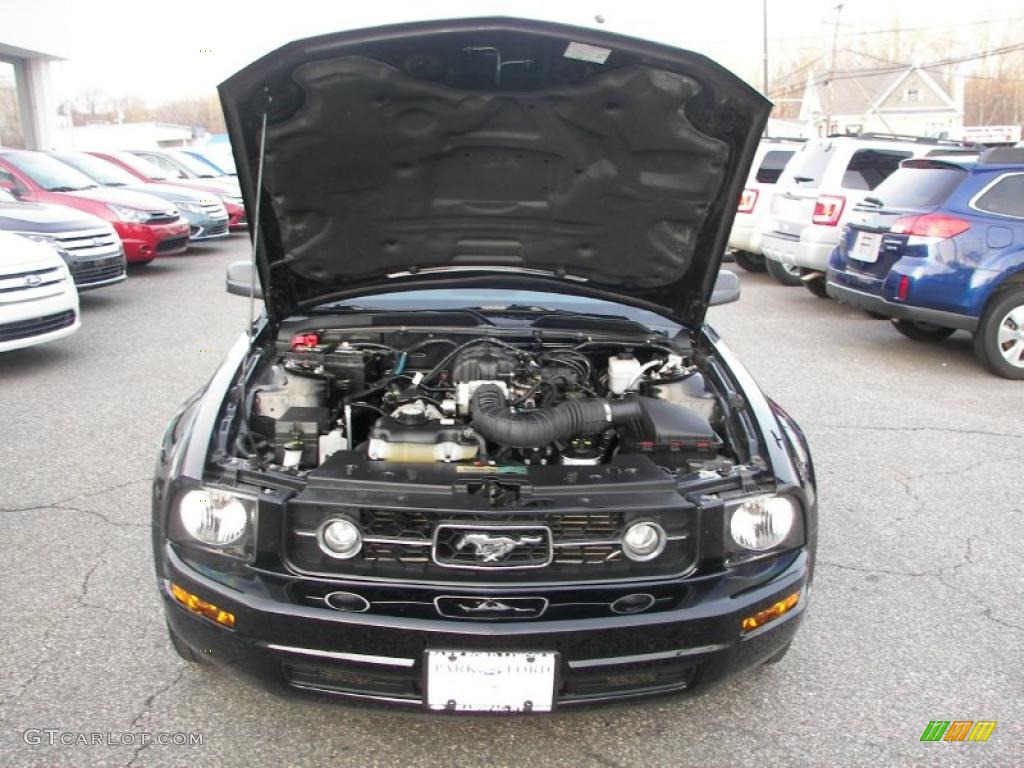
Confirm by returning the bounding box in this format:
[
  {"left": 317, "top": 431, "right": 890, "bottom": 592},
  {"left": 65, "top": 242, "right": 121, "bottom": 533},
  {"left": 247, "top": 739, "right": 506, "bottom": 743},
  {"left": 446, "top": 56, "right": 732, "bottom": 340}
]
[
  {"left": 106, "top": 204, "right": 151, "bottom": 223},
  {"left": 178, "top": 489, "right": 251, "bottom": 546},
  {"left": 728, "top": 495, "right": 800, "bottom": 554},
  {"left": 220, "top": 194, "right": 243, "bottom": 206},
  {"left": 14, "top": 232, "right": 56, "bottom": 244},
  {"left": 175, "top": 201, "right": 205, "bottom": 214},
  {"left": 14, "top": 232, "right": 69, "bottom": 259}
]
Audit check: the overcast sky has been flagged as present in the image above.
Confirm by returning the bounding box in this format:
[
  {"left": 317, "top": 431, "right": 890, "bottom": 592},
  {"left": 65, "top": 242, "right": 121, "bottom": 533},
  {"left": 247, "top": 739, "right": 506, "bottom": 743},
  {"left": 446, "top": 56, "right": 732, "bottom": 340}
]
[{"left": 8, "top": 0, "right": 1022, "bottom": 102}]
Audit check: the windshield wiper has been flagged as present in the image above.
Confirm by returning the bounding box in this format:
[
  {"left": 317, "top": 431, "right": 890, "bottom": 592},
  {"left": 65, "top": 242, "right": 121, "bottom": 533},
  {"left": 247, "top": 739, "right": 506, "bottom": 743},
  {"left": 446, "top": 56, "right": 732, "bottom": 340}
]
[{"left": 48, "top": 185, "right": 85, "bottom": 192}]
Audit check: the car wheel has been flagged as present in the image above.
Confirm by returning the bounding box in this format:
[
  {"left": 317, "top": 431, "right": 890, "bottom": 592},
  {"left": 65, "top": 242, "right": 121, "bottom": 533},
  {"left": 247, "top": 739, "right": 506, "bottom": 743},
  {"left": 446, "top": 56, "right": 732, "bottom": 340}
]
[
  {"left": 766, "top": 258, "right": 803, "bottom": 286},
  {"left": 733, "top": 251, "right": 767, "bottom": 273},
  {"left": 972, "top": 287, "right": 1024, "bottom": 379},
  {"left": 166, "top": 622, "right": 208, "bottom": 665},
  {"left": 761, "top": 641, "right": 792, "bottom": 666},
  {"left": 891, "top": 319, "right": 956, "bottom": 342},
  {"left": 864, "top": 310, "right": 889, "bottom": 320},
  {"left": 801, "top": 272, "right": 830, "bottom": 298}
]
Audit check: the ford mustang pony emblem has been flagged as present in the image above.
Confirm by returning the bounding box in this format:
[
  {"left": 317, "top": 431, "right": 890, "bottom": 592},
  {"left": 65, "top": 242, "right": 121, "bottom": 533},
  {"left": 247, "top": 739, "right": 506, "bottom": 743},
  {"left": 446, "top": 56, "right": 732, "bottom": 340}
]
[
  {"left": 458, "top": 599, "right": 533, "bottom": 613},
  {"left": 455, "top": 532, "right": 544, "bottom": 562}
]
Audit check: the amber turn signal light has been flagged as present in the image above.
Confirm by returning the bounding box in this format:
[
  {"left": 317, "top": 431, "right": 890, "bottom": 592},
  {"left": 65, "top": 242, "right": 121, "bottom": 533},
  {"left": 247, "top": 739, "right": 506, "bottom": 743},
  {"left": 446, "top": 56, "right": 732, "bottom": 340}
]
[
  {"left": 171, "top": 583, "right": 235, "bottom": 628},
  {"left": 741, "top": 591, "right": 800, "bottom": 632}
]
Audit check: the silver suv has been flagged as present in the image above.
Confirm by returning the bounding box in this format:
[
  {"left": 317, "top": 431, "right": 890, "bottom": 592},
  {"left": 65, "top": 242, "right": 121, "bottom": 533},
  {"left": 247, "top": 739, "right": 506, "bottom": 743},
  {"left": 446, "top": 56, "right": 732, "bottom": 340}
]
[{"left": 761, "top": 133, "right": 972, "bottom": 295}]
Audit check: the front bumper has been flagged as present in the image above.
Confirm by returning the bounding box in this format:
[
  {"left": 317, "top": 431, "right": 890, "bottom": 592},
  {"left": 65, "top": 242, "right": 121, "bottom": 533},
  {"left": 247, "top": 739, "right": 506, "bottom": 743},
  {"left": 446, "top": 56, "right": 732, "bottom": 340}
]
[
  {"left": 224, "top": 203, "right": 247, "bottom": 230},
  {"left": 761, "top": 230, "right": 836, "bottom": 271},
  {"left": 0, "top": 289, "right": 80, "bottom": 352},
  {"left": 116, "top": 218, "right": 190, "bottom": 262},
  {"left": 826, "top": 272, "right": 979, "bottom": 331},
  {"left": 161, "top": 543, "right": 809, "bottom": 711},
  {"left": 184, "top": 213, "right": 230, "bottom": 241},
  {"left": 66, "top": 252, "right": 127, "bottom": 291}
]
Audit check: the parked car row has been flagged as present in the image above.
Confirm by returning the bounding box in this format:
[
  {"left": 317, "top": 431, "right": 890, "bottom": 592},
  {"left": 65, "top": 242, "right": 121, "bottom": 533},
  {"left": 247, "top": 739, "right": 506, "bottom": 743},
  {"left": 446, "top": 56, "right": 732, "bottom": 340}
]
[
  {"left": 728, "top": 134, "right": 1024, "bottom": 379},
  {"left": 0, "top": 147, "right": 243, "bottom": 353}
]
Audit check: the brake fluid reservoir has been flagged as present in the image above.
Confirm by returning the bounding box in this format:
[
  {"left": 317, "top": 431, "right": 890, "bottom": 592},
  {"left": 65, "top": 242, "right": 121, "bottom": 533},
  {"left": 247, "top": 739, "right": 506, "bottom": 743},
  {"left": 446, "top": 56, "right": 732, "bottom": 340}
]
[{"left": 608, "top": 354, "right": 642, "bottom": 394}]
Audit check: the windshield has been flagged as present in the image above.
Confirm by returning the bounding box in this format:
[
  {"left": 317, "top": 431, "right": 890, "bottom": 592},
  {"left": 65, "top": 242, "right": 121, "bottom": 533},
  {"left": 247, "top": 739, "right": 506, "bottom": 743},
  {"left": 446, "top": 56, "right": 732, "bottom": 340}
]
[
  {"left": 318, "top": 289, "right": 681, "bottom": 335},
  {"left": 108, "top": 152, "right": 170, "bottom": 181},
  {"left": 184, "top": 150, "right": 234, "bottom": 175},
  {"left": 55, "top": 153, "right": 139, "bottom": 187},
  {"left": 867, "top": 162, "right": 968, "bottom": 209},
  {"left": 168, "top": 151, "right": 221, "bottom": 178},
  {"left": 5, "top": 152, "right": 99, "bottom": 192}
]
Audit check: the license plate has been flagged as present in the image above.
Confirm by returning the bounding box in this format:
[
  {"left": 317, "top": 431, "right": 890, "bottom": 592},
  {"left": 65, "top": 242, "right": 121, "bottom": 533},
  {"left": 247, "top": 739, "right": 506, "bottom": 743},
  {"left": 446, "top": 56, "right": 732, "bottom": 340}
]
[
  {"left": 425, "top": 650, "right": 557, "bottom": 713},
  {"left": 851, "top": 231, "right": 882, "bottom": 263}
]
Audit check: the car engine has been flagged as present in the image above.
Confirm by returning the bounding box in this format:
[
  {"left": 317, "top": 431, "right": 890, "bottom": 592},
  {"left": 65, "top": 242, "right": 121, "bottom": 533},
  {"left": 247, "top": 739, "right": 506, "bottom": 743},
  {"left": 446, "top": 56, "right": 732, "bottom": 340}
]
[{"left": 239, "top": 332, "right": 733, "bottom": 475}]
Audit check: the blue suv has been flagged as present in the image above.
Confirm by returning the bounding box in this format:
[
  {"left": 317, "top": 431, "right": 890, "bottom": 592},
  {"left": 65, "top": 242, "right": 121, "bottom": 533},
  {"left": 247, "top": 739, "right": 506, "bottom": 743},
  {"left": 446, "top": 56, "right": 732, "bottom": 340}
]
[{"left": 827, "top": 147, "right": 1024, "bottom": 378}]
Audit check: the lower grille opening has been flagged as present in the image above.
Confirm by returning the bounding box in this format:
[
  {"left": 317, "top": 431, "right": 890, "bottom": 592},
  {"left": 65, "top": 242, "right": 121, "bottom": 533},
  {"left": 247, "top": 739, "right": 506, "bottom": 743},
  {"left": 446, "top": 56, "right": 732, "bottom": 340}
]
[
  {"left": 71, "top": 261, "right": 125, "bottom": 285},
  {"left": 0, "top": 310, "right": 75, "bottom": 342},
  {"left": 156, "top": 235, "right": 188, "bottom": 253},
  {"left": 561, "top": 658, "right": 695, "bottom": 701},
  {"left": 283, "top": 661, "right": 420, "bottom": 701}
]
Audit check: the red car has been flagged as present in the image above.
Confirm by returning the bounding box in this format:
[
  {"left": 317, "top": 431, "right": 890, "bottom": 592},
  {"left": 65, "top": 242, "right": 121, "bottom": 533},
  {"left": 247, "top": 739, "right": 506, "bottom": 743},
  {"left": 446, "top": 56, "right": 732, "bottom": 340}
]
[
  {"left": 88, "top": 151, "right": 247, "bottom": 231},
  {"left": 0, "top": 150, "right": 189, "bottom": 263}
]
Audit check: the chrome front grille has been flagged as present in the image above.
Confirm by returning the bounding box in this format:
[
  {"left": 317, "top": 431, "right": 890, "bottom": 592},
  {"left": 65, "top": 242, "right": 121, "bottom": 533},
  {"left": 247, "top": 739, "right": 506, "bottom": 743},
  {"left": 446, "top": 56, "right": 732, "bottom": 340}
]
[
  {"left": 200, "top": 201, "right": 227, "bottom": 217},
  {"left": 0, "top": 265, "right": 68, "bottom": 304},
  {"left": 286, "top": 505, "right": 696, "bottom": 584},
  {"left": 51, "top": 227, "right": 122, "bottom": 259}
]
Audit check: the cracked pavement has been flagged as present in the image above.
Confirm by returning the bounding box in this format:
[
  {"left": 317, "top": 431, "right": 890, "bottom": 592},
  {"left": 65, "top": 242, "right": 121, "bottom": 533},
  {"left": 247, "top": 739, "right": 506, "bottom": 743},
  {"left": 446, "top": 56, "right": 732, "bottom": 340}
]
[{"left": 1, "top": 242, "right": 1021, "bottom": 767}]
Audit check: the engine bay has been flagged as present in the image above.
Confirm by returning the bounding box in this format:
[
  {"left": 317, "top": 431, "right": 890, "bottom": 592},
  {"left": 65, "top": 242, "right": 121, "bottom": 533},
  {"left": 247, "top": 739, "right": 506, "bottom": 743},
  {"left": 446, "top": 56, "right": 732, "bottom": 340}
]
[{"left": 237, "top": 327, "right": 739, "bottom": 476}]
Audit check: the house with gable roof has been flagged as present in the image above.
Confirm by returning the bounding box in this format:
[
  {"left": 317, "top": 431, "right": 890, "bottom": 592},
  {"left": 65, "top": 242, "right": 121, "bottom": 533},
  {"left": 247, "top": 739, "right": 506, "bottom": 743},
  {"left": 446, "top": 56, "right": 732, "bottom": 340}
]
[{"left": 798, "top": 65, "right": 964, "bottom": 139}]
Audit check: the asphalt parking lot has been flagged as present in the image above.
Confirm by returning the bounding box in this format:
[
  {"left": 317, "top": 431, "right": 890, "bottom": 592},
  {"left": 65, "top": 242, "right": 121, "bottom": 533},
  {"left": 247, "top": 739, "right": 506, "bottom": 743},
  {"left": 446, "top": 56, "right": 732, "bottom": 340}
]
[{"left": 1, "top": 237, "right": 1021, "bottom": 767}]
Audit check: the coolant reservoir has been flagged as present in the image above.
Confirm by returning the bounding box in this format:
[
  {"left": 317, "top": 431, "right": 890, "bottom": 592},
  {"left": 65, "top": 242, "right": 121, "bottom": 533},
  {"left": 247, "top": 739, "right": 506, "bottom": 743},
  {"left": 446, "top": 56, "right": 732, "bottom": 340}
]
[{"left": 608, "top": 354, "right": 642, "bottom": 394}]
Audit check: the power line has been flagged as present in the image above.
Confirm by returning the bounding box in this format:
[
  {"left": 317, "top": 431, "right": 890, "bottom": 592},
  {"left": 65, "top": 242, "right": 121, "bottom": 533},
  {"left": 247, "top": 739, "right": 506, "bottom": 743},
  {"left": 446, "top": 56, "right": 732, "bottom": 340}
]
[{"left": 765, "top": 14, "right": 1024, "bottom": 43}]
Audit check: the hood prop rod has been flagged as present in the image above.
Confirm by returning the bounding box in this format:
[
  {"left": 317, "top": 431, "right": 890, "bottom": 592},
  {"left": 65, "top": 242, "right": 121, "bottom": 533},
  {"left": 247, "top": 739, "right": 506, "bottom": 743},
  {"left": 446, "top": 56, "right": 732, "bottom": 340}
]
[
  {"left": 234, "top": 92, "right": 270, "bottom": 463},
  {"left": 247, "top": 95, "right": 270, "bottom": 348}
]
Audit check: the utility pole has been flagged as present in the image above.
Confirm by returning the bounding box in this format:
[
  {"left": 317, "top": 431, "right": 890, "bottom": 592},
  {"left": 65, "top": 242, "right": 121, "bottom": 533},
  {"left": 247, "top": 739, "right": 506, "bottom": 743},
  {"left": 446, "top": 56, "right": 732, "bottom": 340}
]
[
  {"left": 763, "top": 0, "right": 769, "bottom": 96},
  {"left": 824, "top": 3, "right": 844, "bottom": 135}
]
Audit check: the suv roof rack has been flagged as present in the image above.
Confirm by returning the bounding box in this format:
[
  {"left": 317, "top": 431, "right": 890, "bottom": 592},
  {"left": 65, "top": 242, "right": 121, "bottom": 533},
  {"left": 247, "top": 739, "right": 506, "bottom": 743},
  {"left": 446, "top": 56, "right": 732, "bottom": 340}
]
[
  {"left": 762, "top": 135, "right": 808, "bottom": 143},
  {"left": 978, "top": 146, "right": 1024, "bottom": 165},
  {"left": 828, "top": 132, "right": 971, "bottom": 147}
]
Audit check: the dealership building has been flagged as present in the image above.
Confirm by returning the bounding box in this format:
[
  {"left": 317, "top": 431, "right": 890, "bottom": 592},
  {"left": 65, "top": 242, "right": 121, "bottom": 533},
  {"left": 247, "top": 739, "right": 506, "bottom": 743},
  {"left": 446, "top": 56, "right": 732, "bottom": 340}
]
[{"left": 0, "top": 1, "right": 69, "bottom": 150}]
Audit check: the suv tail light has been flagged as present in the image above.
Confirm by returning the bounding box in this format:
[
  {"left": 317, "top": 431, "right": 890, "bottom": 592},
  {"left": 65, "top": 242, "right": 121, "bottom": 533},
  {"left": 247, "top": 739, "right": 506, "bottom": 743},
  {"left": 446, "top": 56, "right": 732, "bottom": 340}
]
[
  {"left": 737, "top": 188, "right": 759, "bottom": 213},
  {"left": 811, "top": 195, "right": 846, "bottom": 226},
  {"left": 890, "top": 214, "right": 970, "bottom": 239}
]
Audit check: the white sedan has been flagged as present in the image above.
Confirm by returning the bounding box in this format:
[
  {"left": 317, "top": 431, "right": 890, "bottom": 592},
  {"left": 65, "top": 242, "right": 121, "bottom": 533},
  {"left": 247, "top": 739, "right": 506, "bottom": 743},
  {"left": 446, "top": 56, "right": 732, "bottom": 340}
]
[{"left": 0, "top": 230, "right": 81, "bottom": 352}]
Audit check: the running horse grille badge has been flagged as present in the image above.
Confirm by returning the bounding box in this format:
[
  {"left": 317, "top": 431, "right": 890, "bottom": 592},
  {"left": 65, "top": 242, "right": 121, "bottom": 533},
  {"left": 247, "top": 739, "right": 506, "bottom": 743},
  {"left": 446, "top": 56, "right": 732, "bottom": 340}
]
[
  {"left": 432, "top": 524, "right": 553, "bottom": 568},
  {"left": 456, "top": 532, "right": 544, "bottom": 562}
]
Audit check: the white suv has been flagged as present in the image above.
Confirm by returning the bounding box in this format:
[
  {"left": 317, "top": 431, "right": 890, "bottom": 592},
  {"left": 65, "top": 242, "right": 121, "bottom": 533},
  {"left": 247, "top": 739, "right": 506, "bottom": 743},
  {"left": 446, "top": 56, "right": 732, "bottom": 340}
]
[
  {"left": 761, "top": 134, "right": 971, "bottom": 294},
  {"left": 727, "top": 137, "right": 802, "bottom": 273},
  {"left": 0, "top": 231, "right": 81, "bottom": 352}
]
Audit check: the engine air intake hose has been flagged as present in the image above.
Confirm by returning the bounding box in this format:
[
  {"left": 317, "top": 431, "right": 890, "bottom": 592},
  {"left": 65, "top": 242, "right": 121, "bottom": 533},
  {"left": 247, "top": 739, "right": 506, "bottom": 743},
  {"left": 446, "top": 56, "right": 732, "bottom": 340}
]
[{"left": 470, "top": 384, "right": 641, "bottom": 448}]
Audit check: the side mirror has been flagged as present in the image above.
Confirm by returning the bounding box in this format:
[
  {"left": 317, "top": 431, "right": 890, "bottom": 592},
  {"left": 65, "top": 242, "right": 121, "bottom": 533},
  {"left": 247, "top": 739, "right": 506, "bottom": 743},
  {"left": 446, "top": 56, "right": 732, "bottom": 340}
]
[
  {"left": 709, "top": 269, "right": 741, "bottom": 306},
  {"left": 226, "top": 260, "right": 262, "bottom": 298},
  {"left": 0, "top": 179, "right": 24, "bottom": 198}
]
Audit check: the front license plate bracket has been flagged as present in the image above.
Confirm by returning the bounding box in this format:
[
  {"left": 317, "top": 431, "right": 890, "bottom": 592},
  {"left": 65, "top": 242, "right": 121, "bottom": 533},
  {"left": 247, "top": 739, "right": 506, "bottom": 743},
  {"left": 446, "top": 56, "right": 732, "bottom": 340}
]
[{"left": 424, "top": 649, "right": 558, "bottom": 713}]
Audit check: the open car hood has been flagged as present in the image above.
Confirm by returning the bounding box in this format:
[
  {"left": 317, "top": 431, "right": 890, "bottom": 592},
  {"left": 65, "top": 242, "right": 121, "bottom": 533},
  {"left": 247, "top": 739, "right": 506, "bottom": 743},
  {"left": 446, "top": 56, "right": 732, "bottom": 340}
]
[{"left": 220, "top": 18, "right": 769, "bottom": 327}]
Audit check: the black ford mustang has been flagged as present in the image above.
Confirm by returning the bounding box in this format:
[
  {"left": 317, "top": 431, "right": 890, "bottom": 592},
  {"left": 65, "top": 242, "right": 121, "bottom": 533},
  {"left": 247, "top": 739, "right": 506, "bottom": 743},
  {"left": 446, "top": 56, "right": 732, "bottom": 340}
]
[{"left": 153, "top": 17, "right": 817, "bottom": 713}]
